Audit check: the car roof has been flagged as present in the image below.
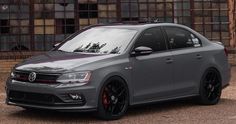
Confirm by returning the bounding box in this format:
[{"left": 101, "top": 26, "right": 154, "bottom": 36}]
[
  {"left": 97, "top": 23, "right": 187, "bottom": 31},
  {"left": 86, "top": 23, "right": 210, "bottom": 46}
]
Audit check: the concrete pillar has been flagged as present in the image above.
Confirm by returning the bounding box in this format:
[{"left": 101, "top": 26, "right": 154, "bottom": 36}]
[{"left": 229, "top": 0, "right": 235, "bottom": 48}]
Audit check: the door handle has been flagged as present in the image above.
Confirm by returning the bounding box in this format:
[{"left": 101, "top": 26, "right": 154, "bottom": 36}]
[
  {"left": 166, "top": 58, "right": 173, "bottom": 64},
  {"left": 196, "top": 54, "right": 202, "bottom": 59}
]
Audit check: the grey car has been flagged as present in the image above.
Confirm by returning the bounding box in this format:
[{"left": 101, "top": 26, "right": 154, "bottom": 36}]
[{"left": 6, "top": 23, "right": 231, "bottom": 120}]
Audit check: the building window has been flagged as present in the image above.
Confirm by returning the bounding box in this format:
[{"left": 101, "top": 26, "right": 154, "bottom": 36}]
[
  {"left": 193, "top": 1, "right": 229, "bottom": 45},
  {"left": 98, "top": 0, "right": 117, "bottom": 23},
  {"left": 34, "top": 19, "right": 55, "bottom": 34},
  {"left": 212, "top": 16, "right": 229, "bottom": 32},
  {"left": 0, "top": 0, "right": 231, "bottom": 52},
  {"left": 0, "top": 20, "right": 9, "bottom": 34},
  {"left": 55, "top": 2, "right": 74, "bottom": 19},
  {"left": 79, "top": 4, "right": 98, "bottom": 18},
  {"left": 174, "top": 1, "right": 191, "bottom": 27},
  {"left": 121, "top": 2, "right": 138, "bottom": 21},
  {"left": 77, "top": 0, "right": 98, "bottom": 29},
  {"left": 56, "top": 19, "right": 75, "bottom": 34},
  {"left": 34, "top": 4, "right": 54, "bottom": 19},
  {"left": 120, "top": 1, "right": 174, "bottom": 23},
  {"left": 0, "top": 0, "right": 31, "bottom": 51}
]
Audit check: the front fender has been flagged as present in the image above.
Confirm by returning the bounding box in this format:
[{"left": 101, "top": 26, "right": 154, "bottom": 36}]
[{"left": 90, "top": 62, "right": 133, "bottom": 107}]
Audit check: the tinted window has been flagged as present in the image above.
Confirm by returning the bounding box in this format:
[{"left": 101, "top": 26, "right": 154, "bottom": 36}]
[
  {"left": 165, "top": 27, "right": 201, "bottom": 49},
  {"left": 134, "top": 28, "right": 166, "bottom": 52},
  {"left": 190, "top": 33, "right": 202, "bottom": 47}
]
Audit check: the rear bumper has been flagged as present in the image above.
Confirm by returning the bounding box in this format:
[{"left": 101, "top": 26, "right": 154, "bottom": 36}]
[
  {"left": 6, "top": 78, "right": 98, "bottom": 112},
  {"left": 221, "top": 64, "right": 231, "bottom": 89}
]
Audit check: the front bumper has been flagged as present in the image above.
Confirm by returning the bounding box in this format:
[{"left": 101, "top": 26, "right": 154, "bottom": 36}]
[
  {"left": 6, "top": 78, "right": 98, "bottom": 112},
  {"left": 7, "top": 101, "right": 97, "bottom": 112}
]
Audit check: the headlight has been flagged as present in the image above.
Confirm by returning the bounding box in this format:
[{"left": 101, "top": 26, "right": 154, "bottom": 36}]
[
  {"left": 10, "top": 72, "right": 15, "bottom": 78},
  {"left": 56, "top": 71, "right": 91, "bottom": 84},
  {"left": 10, "top": 71, "right": 17, "bottom": 79}
]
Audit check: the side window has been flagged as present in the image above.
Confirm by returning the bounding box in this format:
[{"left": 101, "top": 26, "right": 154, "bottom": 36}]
[
  {"left": 164, "top": 27, "right": 201, "bottom": 49},
  {"left": 134, "top": 27, "right": 166, "bottom": 52},
  {"left": 190, "top": 33, "right": 202, "bottom": 47}
]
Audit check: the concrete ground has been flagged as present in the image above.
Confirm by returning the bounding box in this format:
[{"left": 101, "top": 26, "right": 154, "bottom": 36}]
[{"left": 0, "top": 67, "right": 235, "bottom": 124}]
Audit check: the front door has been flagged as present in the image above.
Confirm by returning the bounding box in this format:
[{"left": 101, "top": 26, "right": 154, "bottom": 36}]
[{"left": 130, "top": 27, "right": 174, "bottom": 103}]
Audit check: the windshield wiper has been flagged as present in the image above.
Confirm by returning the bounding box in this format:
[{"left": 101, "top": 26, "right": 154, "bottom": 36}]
[
  {"left": 73, "top": 49, "right": 85, "bottom": 52},
  {"left": 56, "top": 49, "right": 67, "bottom": 52}
]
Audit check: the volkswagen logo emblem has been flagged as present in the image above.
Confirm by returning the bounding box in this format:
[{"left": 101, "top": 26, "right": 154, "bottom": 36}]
[{"left": 28, "top": 72, "right": 36, "bottom": 82}]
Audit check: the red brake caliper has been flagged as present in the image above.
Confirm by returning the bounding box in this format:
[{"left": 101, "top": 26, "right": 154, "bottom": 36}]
[{"left": 102, "top": 89, "right": 109, "bottom": 109}]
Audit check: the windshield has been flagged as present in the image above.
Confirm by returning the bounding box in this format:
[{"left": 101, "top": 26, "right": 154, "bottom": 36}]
[{"left": 57, "top": 27, "right": 137, "bottom": 54}]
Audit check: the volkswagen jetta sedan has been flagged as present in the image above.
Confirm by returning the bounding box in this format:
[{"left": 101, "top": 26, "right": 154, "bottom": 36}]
[{"left": 6, "top": 23, "right": 231, "bottom": 120}]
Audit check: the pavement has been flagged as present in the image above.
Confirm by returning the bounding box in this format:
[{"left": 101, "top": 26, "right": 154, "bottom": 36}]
[
  {"left": 0, "top": 67, "right": 235, "bottom": 124},
  {"left": 229, "top": 54, "right": 236, "bottom": 66}
]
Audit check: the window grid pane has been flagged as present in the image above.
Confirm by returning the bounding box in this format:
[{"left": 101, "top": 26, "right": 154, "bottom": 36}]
[{"left": 0, "top": 0, "right": 231, "bottom": 52}]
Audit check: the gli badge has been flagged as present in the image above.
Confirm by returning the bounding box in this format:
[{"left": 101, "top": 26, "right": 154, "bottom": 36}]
[{"left": 28, "top": 72, "right": 36, "bottom": 82}]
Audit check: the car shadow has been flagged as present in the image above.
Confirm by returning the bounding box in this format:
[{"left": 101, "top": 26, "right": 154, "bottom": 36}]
[
  {"left": 126, "top": 97, "right": 198, "bottom": 117},
  {"left": 7, "top": 98, "right": 235, "bottom": 123}
]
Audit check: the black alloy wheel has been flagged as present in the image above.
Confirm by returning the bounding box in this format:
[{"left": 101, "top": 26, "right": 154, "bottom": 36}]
[
  {"left": 97, "top": 77, "right": 129, "bottom": 120},
  {"left": 199, "top": 68, "right": 222, "bottom": 105}
]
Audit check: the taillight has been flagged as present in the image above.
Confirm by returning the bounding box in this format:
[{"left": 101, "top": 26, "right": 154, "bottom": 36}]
[{"left": 224, "top": 48, "right": 228, "bottom": 57}]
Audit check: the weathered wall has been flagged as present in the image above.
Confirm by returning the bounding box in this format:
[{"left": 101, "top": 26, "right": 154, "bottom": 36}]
[
  {"left": 0, "top": 59, "right": 22, "bottom": 73},
  {"left": 229, "top": 0, "right": 235, "bottom": 48}
]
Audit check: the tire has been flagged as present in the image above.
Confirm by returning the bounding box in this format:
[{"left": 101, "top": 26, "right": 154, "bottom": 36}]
[
  {"left": 198, "top": 68, "right": 222, "bottom": 105},
  {"left": 96, "top": 76, "right": 129, "bottom": 120}
]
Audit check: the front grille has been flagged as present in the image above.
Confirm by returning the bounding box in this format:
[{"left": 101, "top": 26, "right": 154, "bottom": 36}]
[
  {"left": 8, "top": 91, "right": 85, "bottom": 106},
  {"left": 13, "top": 71, "right": 60, "bottom": 84},
  {"left": 9, "top": 90, "right": 63, "bottom": 106}
]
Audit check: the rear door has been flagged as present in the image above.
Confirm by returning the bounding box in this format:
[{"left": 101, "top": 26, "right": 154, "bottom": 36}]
[
  {"left": 130, "top": 27, "right": 174, "bottom": 103},
  {"left": 163, "top": 26, "right": 203, "bottom": 96}
]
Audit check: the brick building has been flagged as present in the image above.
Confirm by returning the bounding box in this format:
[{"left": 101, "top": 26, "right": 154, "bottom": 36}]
[{"left": 0, "top": 0, "right": 235, "bottom": 59}]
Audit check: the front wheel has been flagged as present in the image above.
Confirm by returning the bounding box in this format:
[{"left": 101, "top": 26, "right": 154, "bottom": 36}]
[
  {"left": 96, "top": 77, "right": 129, "bottom": 120},
  {"left": 198, "top": 68, "right": 222, "bottom": 105}
]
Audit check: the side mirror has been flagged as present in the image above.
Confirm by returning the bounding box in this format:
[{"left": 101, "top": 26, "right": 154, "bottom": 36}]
[
  {"left": 131, "top": 46, "right": 153, "bottom": 56},
  {"left": 53, "top": 43, "right": 61, "bottom": 48}
]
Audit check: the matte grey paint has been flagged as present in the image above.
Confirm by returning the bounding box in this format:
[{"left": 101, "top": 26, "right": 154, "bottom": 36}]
[{"left": 6, "top": 23, "right": 231, "bottom": 111}]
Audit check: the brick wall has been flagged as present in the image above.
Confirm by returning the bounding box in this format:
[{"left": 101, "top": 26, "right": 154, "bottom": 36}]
[
  {"left": 0, "top": 59, "right": 22, "bottom": 73},
  {"left": 0, "top": 52, "right": 44, "bottom": 73},
  {"left": 229, "top": 0, "right": 236, "bottom": 48}
]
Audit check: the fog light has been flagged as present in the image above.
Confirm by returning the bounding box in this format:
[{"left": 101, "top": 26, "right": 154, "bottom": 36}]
[{"left": 69, "top": 93, "right": 82, "bottom": 100}]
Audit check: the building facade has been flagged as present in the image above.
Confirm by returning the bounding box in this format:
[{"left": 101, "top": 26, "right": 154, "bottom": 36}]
[
  {"left": 233, "top": 0, "right": 236, "bottom": 48},
  {"left": 0, "top": 0, "right": 233, "bottom": 58}
]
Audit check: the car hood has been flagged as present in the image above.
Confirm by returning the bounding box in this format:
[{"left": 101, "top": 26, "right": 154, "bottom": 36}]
[{"left": 15, "top": 51, "right": 118, "bottom": 73}]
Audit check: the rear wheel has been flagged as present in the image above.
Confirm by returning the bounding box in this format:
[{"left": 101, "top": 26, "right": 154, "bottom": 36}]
[
  {"left": 198, "top": 68, "right": 222, "bottom": 105},
  {"left": 97, "top": 77, "right": 129, "bottom": 120}
]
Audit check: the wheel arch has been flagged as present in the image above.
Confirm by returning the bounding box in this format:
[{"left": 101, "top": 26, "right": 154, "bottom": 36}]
[
  {"left": 97, "top": 73, "right": 131, "bottom": 106},
  {"left": 202, "top": 66, "right": 222, "bottom": 83},
  {"left": 198, "top": 66, "right": 222, "bottom": 94}
]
